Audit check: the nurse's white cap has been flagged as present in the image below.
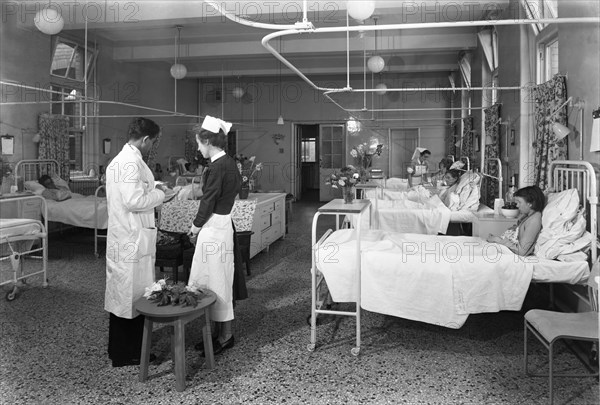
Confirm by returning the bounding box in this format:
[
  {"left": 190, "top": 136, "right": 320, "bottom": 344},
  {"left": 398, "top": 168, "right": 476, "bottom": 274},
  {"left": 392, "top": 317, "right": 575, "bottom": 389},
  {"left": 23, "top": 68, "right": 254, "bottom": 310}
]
[{"left": 201, "top": 115, "right": 232, "bottom": 135}]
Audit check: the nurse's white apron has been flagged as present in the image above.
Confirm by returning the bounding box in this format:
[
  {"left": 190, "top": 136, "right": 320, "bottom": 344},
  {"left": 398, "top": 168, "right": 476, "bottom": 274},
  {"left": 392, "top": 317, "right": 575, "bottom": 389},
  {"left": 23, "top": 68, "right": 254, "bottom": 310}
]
[{"left": 188, "top": 213, "right": 235, "bottom": 322}]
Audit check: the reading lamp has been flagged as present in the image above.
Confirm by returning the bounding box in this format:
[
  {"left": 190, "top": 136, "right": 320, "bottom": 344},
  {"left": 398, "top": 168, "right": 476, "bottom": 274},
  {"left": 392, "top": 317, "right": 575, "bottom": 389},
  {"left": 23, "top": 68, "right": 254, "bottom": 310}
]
[{"left": 550, "top": 97, "right": 585, "bottom": 140}]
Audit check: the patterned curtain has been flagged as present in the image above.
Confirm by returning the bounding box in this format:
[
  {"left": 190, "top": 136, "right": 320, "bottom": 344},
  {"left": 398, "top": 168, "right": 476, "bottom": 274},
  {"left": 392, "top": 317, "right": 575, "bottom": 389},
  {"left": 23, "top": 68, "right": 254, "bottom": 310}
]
[
  {"left": 462, "top": 116, "right": 474, "bottom": 167},
  {"left": 533, "top": 75, "right": 568, "bottom": 190},
  {"left": 184, "top": 130, "right": 197, "bottom": 164},
  {"left": 447, "top": 122, "right": 457, "bottom": 158},
  {"left": 145, "top": 130, "right": 163, "bottom": 170},
  {"left": 483, "top": 104, "right": 501, "bottom": 207},
  {"left": 38, "top": 113, "right": 70, "bottom": 180}
]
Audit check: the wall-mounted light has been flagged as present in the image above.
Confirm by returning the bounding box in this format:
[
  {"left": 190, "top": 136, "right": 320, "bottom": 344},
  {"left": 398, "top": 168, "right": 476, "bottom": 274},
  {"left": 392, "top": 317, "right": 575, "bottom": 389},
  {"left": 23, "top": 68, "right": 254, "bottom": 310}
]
[
  {"left": 103, "top": 138, "right": 111, "bottom": 155},
  {"left": 272, "top": 133, "right": 285, "bottom": 145},
  {"left": 549, "top": 97, "right": 584, "bottom": 140}
]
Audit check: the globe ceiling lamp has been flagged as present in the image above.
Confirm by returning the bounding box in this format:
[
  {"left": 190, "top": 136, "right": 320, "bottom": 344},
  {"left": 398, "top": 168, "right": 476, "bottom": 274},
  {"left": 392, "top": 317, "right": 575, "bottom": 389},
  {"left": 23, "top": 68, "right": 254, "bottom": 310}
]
[
  {"left": 375, "top": 83, "right": 387, "bottom": 95},
  {"left": 368, "top": 55, "right": 385, "bottom": 73},
  {"left": 347, "top": 0, "right": 375, "bottom": 23},
  {"left": 34, "top": 7, "right": 64, "bottom": 35},
  {"left": 170, "top": 26, "right": 187, "bottom": 80},
  {"left": 232, "top": 86, "right": 245, "bottom": 99}
]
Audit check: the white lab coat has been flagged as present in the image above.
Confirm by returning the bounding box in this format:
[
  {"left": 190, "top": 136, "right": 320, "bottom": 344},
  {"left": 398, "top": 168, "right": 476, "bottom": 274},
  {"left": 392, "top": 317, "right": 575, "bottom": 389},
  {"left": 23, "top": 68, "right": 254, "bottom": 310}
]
[{"left": 104, "top": 144, "right": 165, "bottom": 319}]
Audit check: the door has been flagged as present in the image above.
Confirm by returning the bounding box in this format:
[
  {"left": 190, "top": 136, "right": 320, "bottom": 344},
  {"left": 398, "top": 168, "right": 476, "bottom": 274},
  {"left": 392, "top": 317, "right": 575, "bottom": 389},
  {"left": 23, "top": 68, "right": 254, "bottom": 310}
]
[
  {"left": 389, "top": 128, "right": 419, "bottom": 177},
  {"left": 319, "top": 124, "right": 345, "bottom": 202}
]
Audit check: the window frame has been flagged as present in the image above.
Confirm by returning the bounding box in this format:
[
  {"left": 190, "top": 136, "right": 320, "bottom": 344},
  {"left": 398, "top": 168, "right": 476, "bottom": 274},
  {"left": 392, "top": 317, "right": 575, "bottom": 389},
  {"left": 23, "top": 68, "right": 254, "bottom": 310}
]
[
  {"left": 521, "top": 0, "right": 558, "bottom": 36},
  {"left": 50, "top": 36, "right": 97, "bottom": 82},
  {"left": 536, "top": 28, "right": 559, "bottom": 84}
]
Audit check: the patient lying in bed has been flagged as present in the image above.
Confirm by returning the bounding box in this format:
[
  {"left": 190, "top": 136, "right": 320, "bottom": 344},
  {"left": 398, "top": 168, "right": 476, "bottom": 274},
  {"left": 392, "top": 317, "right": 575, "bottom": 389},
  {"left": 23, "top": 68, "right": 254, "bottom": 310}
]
[{"left": 38, "top": 175, "right": 72, "bottom": 202}]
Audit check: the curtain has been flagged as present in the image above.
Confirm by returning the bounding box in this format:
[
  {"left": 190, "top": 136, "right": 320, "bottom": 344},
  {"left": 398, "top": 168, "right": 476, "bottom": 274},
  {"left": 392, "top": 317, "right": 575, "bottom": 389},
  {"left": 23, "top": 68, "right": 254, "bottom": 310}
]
[
  {"left": 38, "top": 113, "right": 70, "bottom": 180},
  {"left": 184, "top": 130, "right": 197, "bottom": 164},
  {"left": 447, "top": 122, "right": 457, "bottom": 158},
  {"left": 462, "top": 116, "right": 474, "bottom": 167},
  {"left": 483, "top": 104, "right": 501, "bottom": 207},
  {"left": 533, "top": 75, "right": 568, "bottom": 191}
]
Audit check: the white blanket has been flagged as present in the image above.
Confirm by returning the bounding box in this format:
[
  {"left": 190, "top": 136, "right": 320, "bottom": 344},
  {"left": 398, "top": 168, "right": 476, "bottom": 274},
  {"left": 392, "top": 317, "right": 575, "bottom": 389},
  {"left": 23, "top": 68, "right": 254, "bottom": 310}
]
[
  {"left": 316, "top": 230, "right": 535, "bottom": 328},
  {"left": 45, "top": 194, "right": 108, "bottom": 229}
]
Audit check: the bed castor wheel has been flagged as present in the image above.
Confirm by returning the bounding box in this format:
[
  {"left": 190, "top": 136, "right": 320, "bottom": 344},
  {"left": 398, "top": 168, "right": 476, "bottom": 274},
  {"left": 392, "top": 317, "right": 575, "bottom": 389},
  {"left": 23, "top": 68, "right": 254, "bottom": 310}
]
[
  {"left": 5, "top": 288, "right": 18, "bottom": 301},
  {"left": 307, "top": 343, "right": 315, "bottom": 352},
  {"left": 351, "top": 347, "right": 360, "bottom": 356}
]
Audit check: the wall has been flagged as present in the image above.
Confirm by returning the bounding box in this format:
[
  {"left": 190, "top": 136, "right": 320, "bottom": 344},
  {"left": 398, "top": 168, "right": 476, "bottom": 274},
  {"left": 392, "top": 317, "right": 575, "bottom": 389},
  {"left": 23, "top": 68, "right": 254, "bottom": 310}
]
[
  {"left": 0, "top": 16, "right": 199, "bottom": 179},
  {"left": 198, "top": 73, "right": 451, "bottom": 193}
]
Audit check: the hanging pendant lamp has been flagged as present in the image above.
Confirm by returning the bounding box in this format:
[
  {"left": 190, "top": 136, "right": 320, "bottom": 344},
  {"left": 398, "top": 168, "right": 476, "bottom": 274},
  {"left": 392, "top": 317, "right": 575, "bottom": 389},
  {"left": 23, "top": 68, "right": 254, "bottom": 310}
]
[
  {"left": 35, "top": 5, "right": 64, "bottom": 35},
  {"left": 347, "top": 1, "right": 375, "bottom": 23},
  {"left": 170, "top": 26, "right": 187, "bottom": 80},
  {"left": 368, "top": 18, "right": 385, "bottom": 73},
  {"left": 277, "top": 38, "right": 284, "bottom": 125}
]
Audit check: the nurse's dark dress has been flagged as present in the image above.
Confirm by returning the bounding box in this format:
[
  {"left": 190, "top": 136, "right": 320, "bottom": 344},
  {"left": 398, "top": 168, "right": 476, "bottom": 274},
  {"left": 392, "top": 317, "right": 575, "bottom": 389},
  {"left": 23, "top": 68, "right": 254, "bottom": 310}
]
[{"left": 188, "top": 153, "right": 247, "bottom": 321}]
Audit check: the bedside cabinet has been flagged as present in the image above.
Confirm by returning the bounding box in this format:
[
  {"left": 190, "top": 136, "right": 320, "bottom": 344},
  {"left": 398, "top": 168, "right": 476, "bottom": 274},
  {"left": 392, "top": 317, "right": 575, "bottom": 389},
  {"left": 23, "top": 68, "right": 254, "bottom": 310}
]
[
  {"left": 248, "top": 193, "right": 286, "bottom": 258},
  {"left": 0, "top": 193, "right": 42, "bottom": 220},
  {"left": 472, "top": 213, "right": 518, "bottom": 238}
]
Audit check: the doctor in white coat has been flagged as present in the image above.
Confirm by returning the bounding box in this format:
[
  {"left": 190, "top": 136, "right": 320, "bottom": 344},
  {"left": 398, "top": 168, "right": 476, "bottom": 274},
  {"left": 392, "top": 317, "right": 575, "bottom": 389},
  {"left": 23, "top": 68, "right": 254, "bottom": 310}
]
[{"left": 104, "top": 117, "right": 166, "bottom": 367}]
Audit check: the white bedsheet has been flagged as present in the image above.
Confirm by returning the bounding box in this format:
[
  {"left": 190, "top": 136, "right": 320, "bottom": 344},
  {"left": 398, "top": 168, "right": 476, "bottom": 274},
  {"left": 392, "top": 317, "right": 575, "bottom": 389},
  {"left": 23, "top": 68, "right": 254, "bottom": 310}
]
[
  {"left": 45, "top": 194, "right": 108, "bottom": 229},
  {"left": 315, "top": 229, "right": 589, "bottom": 328},
  {"left": 0, "top": 218, "right": 43, "bottom": 240}
]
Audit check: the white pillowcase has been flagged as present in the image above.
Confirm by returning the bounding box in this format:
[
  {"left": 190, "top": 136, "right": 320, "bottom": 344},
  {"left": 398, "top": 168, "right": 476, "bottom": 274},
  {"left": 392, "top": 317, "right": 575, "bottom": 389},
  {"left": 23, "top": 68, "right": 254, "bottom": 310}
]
[
  {"left": 24, "top": 180, "right": 46, "bottom": 195},
  {"left": 535, "top": 189, "right": 587, "bottom": 259}
]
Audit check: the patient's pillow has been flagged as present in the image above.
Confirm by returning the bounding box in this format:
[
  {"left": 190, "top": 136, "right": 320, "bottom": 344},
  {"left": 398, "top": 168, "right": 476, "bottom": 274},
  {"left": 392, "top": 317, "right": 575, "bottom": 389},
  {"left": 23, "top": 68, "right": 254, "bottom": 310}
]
[
  {"left": 446, "top": 172, "right": 481, "bottom": 211},
  {"left": 534, "top": 189, "right": 587, "bottom": 259},
  {"left": 24, "top": 180, "right": 46, "bottom": 195}
]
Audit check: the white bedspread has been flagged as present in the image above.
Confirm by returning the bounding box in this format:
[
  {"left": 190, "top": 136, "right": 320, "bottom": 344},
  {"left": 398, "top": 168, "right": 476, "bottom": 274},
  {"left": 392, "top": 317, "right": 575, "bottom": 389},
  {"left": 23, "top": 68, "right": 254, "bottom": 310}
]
[
  {"left": 315, "top": 229, "right": 588, "bottom": 328},
  {"left": 45, "top": 194, "right": 108, "bottom": 229}
]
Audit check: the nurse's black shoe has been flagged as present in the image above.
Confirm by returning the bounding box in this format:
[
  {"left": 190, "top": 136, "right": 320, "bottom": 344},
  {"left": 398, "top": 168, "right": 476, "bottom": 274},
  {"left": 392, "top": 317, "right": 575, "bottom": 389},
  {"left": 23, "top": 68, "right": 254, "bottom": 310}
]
[
  {"left": 198, "top": 336, "right": 234, "bottom": 357},
  {"left": 194, "top": 335, "right": 218, "bottom": 351}
]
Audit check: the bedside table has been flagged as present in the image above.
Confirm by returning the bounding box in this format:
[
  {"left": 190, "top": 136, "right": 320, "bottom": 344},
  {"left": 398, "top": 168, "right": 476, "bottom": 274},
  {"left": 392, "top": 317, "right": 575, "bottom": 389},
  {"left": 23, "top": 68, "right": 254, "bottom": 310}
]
[{"left": 472, "top": 213, "right": 518, "bottom": 238}]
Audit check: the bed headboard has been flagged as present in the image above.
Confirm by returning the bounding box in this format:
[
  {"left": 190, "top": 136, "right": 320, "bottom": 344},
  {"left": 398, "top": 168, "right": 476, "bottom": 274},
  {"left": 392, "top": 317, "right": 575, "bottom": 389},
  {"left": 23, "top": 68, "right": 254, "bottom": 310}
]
[
  {"left": 481, "top": 157, "right": 503, "bottom": 200},
  {"left": 15, "top": 159, "right": 59, "bottom": 189},
  {"left": 548, "top": 160, "right": 598, "bottom": 266},
  {"left": 459, "top": 156, "right": 470, "bottom": 171}
]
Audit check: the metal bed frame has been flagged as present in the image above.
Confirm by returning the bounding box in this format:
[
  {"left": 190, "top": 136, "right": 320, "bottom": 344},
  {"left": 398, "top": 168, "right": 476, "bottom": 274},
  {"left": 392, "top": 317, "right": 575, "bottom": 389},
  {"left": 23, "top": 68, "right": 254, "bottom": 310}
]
[
  {"left": 0, "top": 195, "right": 48, "bottom": 301},
  {"left": 308, "top": 160, "right": 598, "bottom": 354},
  {"left": 14, "top": 159, "right": 106, "bottom": 257}
]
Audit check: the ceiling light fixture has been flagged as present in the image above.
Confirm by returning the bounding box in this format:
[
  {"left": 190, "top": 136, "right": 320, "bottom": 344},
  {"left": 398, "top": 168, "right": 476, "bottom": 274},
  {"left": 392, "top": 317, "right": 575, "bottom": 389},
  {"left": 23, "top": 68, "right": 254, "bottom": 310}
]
[
  {"left": 170, "top": 26, "right": 187, "bottom": 80},
  {"left": 277, "top": 38, "right": 284, "bottom": 125},
  {"left": 232, "top": 86, "right": 245, "bottom": 99},
  {"left": 347, "top": 0, "right": 375, "bottom": 23},
  {"left": 375, "top": 83, "right": 387, "bottom": 95},
  {"left": 34, "top": 5, "right": 64, "bottom": 35},
  {"left": 367, "top": 17, "right": 385, "bottom": 73}
]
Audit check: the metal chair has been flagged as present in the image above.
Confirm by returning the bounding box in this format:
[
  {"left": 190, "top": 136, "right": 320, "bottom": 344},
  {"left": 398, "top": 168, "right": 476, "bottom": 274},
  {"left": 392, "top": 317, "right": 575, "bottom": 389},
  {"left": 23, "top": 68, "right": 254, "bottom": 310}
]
[{"left": 524, "top": 262, "right": 599, "bottom": 404}]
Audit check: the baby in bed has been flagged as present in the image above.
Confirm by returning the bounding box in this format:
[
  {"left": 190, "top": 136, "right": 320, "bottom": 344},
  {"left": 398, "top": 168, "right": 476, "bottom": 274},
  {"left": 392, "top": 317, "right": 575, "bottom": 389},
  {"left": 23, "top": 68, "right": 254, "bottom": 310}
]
[
  {"left": 38, "top": 174, "right": 72, "bottom": 202},
  {"left": 487, "top": 186, "right": 545, "bottom": 256}
]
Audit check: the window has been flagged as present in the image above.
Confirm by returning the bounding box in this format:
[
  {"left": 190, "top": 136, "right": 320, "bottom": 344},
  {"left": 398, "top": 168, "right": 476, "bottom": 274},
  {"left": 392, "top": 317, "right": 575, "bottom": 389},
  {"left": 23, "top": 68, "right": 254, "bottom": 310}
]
[
  {"left": 51, "top": 37, "right": 96, "bottom": 81},
  {"left": 521, "top": 0, "right": 558, "bottom": 35},
  {"left": 68, "top": 131, "right": 83, "bottom": 171},
  {"left": 537, "top": 36, "right": 559, "bottom": 83},
  {"left": 458, "top": 53, "right": 472, "bottom": 89},
  {"left": 301, "top": 138, "right": 317, "bottom": 162}
]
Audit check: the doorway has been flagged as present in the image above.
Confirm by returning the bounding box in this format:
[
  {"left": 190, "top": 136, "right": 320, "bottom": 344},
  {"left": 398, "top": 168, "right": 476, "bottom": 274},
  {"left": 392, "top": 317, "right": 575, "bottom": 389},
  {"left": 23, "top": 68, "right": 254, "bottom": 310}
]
[
  {"left": 389, "top": 128, "right": 419, "bottom": 177},
  {"left": 296, "top": 124, "right": 319, "bottom": 201}
]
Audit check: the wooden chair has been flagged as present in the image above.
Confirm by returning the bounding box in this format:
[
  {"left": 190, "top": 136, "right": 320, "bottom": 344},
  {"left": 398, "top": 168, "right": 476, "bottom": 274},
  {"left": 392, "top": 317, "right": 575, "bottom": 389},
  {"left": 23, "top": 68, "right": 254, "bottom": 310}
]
[{"left": 524, "top": 262, "right": 599, "bottom": 404}]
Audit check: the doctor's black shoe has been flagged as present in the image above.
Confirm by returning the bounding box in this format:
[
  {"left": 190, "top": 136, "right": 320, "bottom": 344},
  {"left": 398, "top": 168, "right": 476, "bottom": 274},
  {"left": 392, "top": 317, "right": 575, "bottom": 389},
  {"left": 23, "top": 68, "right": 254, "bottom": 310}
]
[{"left": 111, "top": 353, "right": 156, "bottom": 367}]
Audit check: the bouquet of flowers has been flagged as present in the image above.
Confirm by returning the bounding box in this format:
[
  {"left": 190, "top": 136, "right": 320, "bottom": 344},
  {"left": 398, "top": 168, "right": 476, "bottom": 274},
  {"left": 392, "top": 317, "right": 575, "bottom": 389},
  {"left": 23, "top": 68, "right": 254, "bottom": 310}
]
[
  {"left": 350, "top": 143, "right": 384, "bottom": 180},
  {"left": 326, "top": 165, "right": 360, "bottom": 189},
  {"left": 235, "top": 154, "right": 263, "bottom": 188},
  {"left": 143, "top": 278, "right": 205, "bottom": 308}
]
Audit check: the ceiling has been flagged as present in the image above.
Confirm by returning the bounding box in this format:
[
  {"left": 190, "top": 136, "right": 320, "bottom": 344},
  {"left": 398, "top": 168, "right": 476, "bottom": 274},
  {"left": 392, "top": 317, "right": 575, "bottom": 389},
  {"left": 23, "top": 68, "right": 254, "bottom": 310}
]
[{"left": 61, "top": 1, "right": 511, "bottom": 81}]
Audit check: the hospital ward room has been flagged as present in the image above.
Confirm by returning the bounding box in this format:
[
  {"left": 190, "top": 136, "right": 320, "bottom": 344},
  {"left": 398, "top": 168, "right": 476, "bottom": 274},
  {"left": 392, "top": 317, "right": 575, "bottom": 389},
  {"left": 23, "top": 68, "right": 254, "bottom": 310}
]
[{"left": 2, "top": 1, "right": 600, "bottom": 404}]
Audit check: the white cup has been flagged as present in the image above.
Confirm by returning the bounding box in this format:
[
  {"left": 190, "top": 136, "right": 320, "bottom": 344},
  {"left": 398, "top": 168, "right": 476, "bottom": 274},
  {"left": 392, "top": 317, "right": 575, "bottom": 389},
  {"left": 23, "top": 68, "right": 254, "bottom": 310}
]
[{"left": 493, "top": 198, "right": 504, "bottom": 216}]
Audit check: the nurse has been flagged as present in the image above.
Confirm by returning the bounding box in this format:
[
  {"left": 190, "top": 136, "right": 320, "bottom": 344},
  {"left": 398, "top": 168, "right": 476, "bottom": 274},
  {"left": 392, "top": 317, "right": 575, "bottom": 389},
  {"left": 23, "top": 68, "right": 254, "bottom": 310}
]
[
  {"left": 104, "top": 117, "right": 166, "bottom": 367},
  {"left": 188, "top": 115, "right": 242, "bottom": 356},
  {"left": 407, "top": 147, "right": 431, "bottom": 187}
]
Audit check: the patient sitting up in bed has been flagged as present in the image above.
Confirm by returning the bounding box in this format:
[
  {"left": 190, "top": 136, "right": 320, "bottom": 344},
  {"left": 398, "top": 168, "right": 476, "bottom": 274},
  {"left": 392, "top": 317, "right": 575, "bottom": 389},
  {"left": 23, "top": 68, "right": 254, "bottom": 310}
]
[
  {"left": 38, "top": 174, "right": 72, "bottom": 202},
  {"left": 437, "top": 169, "right": 461, "bottom": 206},
  {"left": 487, "top": 185, "right": 544, "bottom": 256}
]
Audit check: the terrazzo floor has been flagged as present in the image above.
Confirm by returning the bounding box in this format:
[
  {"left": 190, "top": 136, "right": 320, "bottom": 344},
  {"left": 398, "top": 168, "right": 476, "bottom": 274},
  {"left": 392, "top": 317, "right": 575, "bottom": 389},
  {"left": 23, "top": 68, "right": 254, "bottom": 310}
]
[{"left": 0, "top": 198, "right": 598, "bottom": 404}]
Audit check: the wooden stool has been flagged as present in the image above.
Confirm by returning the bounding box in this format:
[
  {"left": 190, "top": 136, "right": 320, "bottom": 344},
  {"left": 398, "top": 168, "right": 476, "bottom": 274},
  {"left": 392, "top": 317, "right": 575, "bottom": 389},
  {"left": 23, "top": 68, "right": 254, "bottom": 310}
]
[{"left": 135, "top": 290, "right": 217, "bottom": 392}]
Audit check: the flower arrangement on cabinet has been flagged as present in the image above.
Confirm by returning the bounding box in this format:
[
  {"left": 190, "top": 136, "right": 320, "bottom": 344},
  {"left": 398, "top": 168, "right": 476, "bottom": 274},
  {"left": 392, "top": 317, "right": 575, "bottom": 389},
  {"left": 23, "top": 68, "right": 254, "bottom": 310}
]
[
  {"left": 235, "top": 154, "right": 263, "bottom": 189},
  {"left": 143, "top": 278, "right": 206, "bottom": 307},
  {"left": 349, "top": 143, "right": 384, "bottom": 181}
]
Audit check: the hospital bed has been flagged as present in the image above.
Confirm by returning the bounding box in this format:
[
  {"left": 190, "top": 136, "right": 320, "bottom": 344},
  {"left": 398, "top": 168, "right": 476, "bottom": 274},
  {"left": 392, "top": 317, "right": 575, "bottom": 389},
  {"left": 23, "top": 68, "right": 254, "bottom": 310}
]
[
  {"left": 309, "top": 160, "right": 597, "bottom": 355},
  {"left": 0, "top": 195, "right": 48, "bottom": 301},
  {"left": 15, "top": 159, "right": 107, "bottom": 257}
]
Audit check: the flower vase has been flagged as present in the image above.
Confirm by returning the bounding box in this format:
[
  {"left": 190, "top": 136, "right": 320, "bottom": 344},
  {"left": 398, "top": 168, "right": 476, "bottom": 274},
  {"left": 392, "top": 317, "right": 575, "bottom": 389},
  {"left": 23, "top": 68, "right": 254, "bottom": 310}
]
[
  {"left": 239, "top": 186, "right": 250, "bottom": 200},
  {"left": 341, "top": 186, "right": 355, "bottom": 204}
]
